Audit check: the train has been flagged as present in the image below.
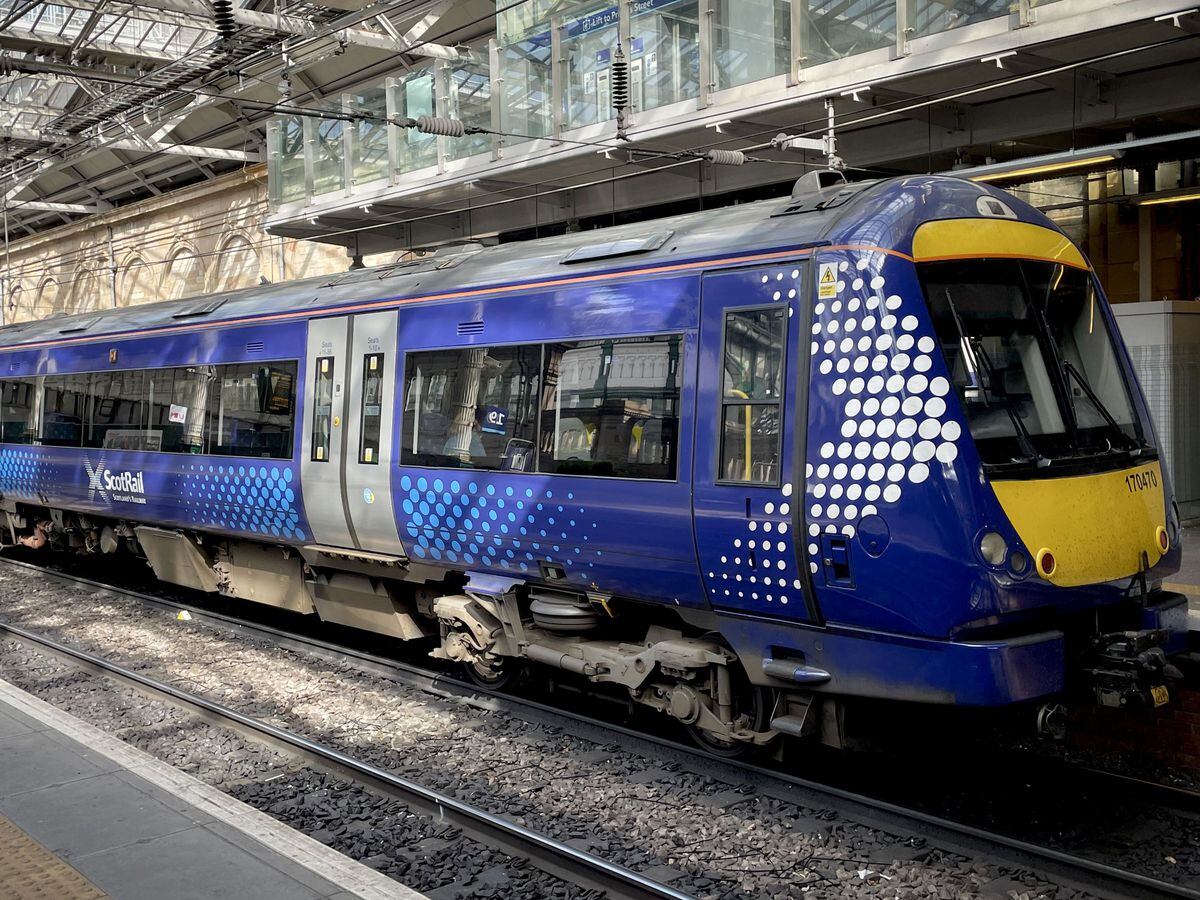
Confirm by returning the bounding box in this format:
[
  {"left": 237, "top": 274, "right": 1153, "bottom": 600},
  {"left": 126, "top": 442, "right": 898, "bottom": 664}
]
[{"left": 0, "top": 171, "right": 1185, "bottom": 752}]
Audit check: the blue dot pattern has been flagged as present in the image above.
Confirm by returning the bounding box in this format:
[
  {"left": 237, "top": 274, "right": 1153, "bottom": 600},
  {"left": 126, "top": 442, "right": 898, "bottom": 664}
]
[
  {"left": 0, "top": 448, "right": 42, "bottom": 497},
  {"left": 179, "top": 463, "right": 305, "bottom": 541},
  {"left": 399, "top": 473, "right": 597, "bottom": 574}
]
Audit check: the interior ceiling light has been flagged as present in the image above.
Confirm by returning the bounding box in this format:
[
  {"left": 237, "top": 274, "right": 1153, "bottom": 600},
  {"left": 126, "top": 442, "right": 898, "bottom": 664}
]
[
  {"left": 1137, "top": 191, "right": 1200, "bottom": 206},
  {"left": 970, "top": 153, "right": 1120, "bottom": 183}
]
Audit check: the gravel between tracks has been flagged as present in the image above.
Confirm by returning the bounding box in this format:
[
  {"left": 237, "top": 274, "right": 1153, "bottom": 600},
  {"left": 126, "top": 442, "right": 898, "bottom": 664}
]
[
  {"left": 0, "top": 640, "right": 586, "bottom": 899},
  {"left": 0, "top": 563, "right": 1092, "bottom": 899}
]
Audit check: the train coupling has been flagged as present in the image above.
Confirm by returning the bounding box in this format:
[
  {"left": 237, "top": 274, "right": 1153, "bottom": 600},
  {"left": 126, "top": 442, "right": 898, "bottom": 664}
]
[{"left": 1080, "top": 628, "right": 1183, "bottom": 709}]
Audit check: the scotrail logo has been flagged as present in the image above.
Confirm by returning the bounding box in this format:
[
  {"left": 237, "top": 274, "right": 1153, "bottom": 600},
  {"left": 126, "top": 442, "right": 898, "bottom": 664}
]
[{"left": 84, "top": 456, "right": 146, "bottom": 505}]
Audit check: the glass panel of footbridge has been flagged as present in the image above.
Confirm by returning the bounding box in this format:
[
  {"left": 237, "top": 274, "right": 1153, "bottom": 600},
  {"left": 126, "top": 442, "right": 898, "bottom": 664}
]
[
  {"left": 795, "top": 0, "right": 896, "bottom": 66},
  {"left": 910, "top": 0, "right": 1011, "bottom": 38}
]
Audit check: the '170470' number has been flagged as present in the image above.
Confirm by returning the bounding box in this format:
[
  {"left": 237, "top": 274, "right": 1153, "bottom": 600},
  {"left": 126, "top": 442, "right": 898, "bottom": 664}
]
[{"left": 1125, "top": 469, "right": 1159, "bottom": 493}]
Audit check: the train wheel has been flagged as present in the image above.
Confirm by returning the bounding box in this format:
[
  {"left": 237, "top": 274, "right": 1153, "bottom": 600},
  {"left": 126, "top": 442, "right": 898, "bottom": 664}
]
[
  {"left": 462, "top": 653, "right": 522, "bottom": 691},
  {"left": 685, "top": 666, "right": 773, "bottom": 759}
]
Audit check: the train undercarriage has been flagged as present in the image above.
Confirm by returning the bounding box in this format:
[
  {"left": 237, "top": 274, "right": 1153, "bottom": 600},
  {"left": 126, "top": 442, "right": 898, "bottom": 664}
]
[
  {"left": 3, "top": 500, "right": 1186, "bottom": 755},
  {"left": 1, "top": 501, "right": 798, "bottom": 753}
]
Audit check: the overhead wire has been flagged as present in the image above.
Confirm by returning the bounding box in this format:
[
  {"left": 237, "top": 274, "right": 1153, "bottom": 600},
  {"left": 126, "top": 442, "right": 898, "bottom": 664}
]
[
  {"left": 0, "top": 0, "right": 543, "bottom": 206},
  {"left": 3, "top": 7, "right": 1197, "bottom": 306}
]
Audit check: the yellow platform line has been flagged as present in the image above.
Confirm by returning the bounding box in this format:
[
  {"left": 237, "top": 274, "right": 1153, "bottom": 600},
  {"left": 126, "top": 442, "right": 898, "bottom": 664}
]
[{"left": 0, "top": 814, "right": 108, "bottom": 900}]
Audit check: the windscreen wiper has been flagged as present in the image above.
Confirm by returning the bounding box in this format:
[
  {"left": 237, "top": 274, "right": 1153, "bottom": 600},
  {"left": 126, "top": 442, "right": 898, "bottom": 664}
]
[
  {"left": 942, "top": 289, "right": 1048, "bottom": 467},
  {"left": 1060, "top": 361, "right": 1144, "bottom": 454}
]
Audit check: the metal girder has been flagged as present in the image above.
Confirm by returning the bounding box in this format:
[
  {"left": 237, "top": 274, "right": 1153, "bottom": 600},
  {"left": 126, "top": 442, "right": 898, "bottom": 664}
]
[
  {"left": 397, "top": 0, "right": 455, "bottom": 47},
  {"left": 101, "top": 137, "right": 261, "bottom": 161},
  {"left": 51, "top": 0, "right": 464, "bottom": 60},
  {"left": 232, "top": 7, "right": 460, "bottom": 60},
  {"left": 0, "top": 24, "right": 176, "bottom": 66},
  {"left": 0, "top": 0, "right": 41, "bottom": 32},
  {"left": 43, "top": 0, "right": 204, "bottom": 31},
  {"left": 13, "top": 199, "right": 106, "bottom": 213},
  {"left": 0, "top": 124, "right": 59, "bottom": 143}
]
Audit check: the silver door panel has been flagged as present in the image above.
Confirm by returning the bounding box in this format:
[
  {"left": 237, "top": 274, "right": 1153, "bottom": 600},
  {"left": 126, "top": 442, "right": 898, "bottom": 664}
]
[
  {"left": 343, "top": 310, "right": 404, "bottom": 554},
  {"left": 300, "top": 317, "right": 352, "bottom": 547}
]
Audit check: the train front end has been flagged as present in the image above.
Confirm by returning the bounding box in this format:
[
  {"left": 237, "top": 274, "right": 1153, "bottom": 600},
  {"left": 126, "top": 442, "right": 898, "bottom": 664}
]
[{"left": 800, "top": 176, "right": 1185, "bottom": 721}]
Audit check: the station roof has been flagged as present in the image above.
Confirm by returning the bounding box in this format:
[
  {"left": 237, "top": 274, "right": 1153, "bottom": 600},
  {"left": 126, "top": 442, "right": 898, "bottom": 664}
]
[{"left": 0, "top": 0, "right": 494, "bottom": 236}]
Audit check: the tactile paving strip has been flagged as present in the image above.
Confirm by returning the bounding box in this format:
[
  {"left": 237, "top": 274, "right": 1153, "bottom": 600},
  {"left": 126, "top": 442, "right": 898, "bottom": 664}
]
[{"left": 0, "top": 814, "right": 108, "bottom": 900}]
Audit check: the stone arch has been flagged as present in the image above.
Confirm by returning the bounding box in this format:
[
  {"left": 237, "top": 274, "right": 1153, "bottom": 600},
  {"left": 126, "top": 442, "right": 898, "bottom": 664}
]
[
  {"left": 36, "top": 277, "right": 61, "bottom": 318},
  {"left": 70, "top": 266, "right": 104, "bottom": 314},
  {"left": 160, "top": 244, "right": 206, "bottom": 300},
  {"left": 5, "top": 283, "right": 25, "bottom": 323},
  {"left": 119, "top": 254, "right": 155, "bottom": 306},
  {"left": 212, "top": 233, "right": 261, "bottom": 292}
]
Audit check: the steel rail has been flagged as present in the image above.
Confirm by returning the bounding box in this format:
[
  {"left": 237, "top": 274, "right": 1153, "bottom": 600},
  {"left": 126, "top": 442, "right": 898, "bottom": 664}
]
[
  {"left": 0, "top": 615, "right": 695, "bottom": 900},
  {"left": 0, "top": 555, "right": 1197, "bottom": 900}
]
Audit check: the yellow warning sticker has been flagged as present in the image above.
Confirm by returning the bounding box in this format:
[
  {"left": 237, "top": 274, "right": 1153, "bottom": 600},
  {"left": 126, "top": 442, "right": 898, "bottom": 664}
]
[{"left": 818, "top": 263, "right": 838, "bottom": 300}]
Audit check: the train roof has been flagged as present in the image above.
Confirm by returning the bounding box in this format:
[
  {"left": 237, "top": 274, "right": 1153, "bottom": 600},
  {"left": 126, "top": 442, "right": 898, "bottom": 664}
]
[{"left": 0, "top": 174, "right": 1050, "bottom": 350}]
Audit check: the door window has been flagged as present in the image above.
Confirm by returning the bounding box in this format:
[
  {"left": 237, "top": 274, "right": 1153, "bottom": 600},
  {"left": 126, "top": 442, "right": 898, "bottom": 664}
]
[
  {"left": 359, "top": 353, "right": 384, "bottom": 464},
  {"left": 312, "top": 356, "right": 335, "bottom": 462},
  {"left": 719, "top": 308, "right": 785, "bottom": 484}
]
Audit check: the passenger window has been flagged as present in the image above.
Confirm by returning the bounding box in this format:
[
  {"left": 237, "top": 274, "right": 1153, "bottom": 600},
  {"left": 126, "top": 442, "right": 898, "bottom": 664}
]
[
  {"left": 719, "top": 308, "right": 785, "bottom": 484},
  {"left": 402, "top": 346, "right": 540, "bottom": 471},
  {"left": 205, "top": 363, "right": 296, "bottom": 459},
  {"left": 40, "top": 373, "right": 90, "bottom": 447},
  {"left": 85, "top": 370, "right": 148, "bottom": 449},
  {"left": 359, "top": 353, "right": 384, "bottom": 464},
  {"left": 0, "top": 380, "right": 34, "bottom": 444},
  {"left": 312, "top": 356, "right": 334, "bottom": 462},
  {"left": 145, "top": 366, "right": 212, "bottom": 454},
  {"left": 540, "top": 335, "right": 682, "bottom": 480}
]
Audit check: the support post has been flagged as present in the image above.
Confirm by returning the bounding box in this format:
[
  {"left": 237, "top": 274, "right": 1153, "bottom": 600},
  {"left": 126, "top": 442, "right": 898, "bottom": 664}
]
[
  {"left": 896, "top": 0, "right": 914, "bottom": 57},
  {"left": 2, "top": 204, "right": 8, "bottom": 326},
  {"left": 435, "top": 59, "right": 450, "bottom": 174},
  {"left": 550, "top": 14, "right": 564, "bottom": 143},
  {"left": 301, "top": 116, "right": 316, "bottom": 202},
  {"left": 1018, "top": 0, "right": 1037, "bottom": 28},
  {"left": 698, "top": 0, "right": 715, "bottom": 108},
  {"left": 1139, "top": 164, "right": 1156, "bottom": 302},
  {"left": 342, "top": 92, "right": 355, "bottom": 197},
  {"left": 488, "top": 38, "right": 503, "bottom": 160},
  {"left": 106, "top": 224, "right": 118, "bottom": 308},
  {"left": 617, "top": 0, "right": 632, "bottom": 131},
  {"left": 1139, "top": 206, "right": 1154, "bottom": 302},
  {"left": 788, "top": 0, "right": 807, "bottom": 85}
]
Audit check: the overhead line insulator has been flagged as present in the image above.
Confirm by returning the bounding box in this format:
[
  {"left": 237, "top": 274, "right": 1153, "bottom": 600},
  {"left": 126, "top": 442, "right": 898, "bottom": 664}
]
[
  {"left": 705, "top": 149, "right": 747, "bottom": 166},
  {"left": 415, "top": 116, "right": 466, "bottom": 137},
  {"left": 211, "top": 0, "right": 236, "bottom": 45}
]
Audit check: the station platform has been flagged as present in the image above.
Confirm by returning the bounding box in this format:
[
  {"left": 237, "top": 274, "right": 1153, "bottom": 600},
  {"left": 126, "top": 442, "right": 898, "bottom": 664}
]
[
  {"left": 1166, "top": 526, "right": 1200, "bottom": 631},
  {"left": 0, "top": 677, "right": 422, "bottom": 900}
]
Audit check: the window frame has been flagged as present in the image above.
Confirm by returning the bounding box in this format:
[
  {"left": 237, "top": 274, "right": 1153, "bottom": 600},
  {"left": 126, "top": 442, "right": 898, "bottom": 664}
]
[
  {"left": 311, "top": 355, "right": 335, "bottom": 463},
  {"left": 0, "top": 357, "right": 299, "bottom": 461},
  {"left": 358, "top": 351, "right": 385, "bottom": 465},
  {"left": 399, "top": 331, "right": 686, "bottom": 483},
  {"left": 715, "top": 303, "right": 787, "bottom": 487}
]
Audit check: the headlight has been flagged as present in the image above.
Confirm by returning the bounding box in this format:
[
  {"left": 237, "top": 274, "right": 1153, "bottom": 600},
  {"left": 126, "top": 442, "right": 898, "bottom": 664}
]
[
  {"left": 1008, "top": 550, "right": 1029, "bottom": 576},
  {"left": 979, "top": 531, "right": 1007, "bottom": 566}
]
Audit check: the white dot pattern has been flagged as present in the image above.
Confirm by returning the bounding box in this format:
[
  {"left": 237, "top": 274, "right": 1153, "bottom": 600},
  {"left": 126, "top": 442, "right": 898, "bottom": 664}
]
[
  {"left": 707, "top": 266, "right": 809, "bottom": 608},
  {"left": 805, "top": 256, "right": 963, "bottom": 548}
]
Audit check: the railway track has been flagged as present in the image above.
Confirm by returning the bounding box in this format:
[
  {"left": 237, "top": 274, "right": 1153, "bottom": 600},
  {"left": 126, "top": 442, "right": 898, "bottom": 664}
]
[{"left": 1, "top": 554, "right": 1198, "bottom": 900}]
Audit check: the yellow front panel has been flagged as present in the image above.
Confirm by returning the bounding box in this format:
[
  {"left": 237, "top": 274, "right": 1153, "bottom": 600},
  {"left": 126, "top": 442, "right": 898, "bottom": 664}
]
[
  {"left": 991, "top": 461, "right": 1166, "bottom": 588},
  {"left": 912, "top": 219, "right": 1089, "bottom": 270}
]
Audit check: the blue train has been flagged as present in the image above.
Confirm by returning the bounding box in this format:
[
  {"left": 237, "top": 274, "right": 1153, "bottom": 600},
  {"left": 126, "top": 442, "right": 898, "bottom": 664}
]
[{"left": 0, "top": 173, "right": 1186, "bottom": 751}]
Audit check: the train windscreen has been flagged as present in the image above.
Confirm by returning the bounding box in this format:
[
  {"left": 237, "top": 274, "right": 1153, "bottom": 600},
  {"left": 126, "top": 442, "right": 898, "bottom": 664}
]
[{"left": 919, "top": 258, "right": 1149, "bottom": 472}]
